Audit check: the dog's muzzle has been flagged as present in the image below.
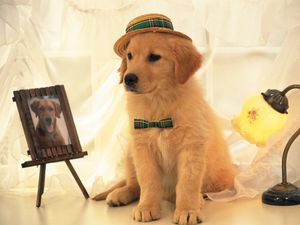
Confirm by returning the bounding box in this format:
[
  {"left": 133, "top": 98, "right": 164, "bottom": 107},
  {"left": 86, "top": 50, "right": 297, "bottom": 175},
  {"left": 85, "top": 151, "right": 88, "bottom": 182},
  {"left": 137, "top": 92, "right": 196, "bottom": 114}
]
[
  {"left": 45, "top": 117, "right": 52, "bottom": 125},
  {"left": 43, "top": 117, "right": 54, "bottom": 133},
  {"left": 124, "top": 73, "right": 138, "bottom": 92}
]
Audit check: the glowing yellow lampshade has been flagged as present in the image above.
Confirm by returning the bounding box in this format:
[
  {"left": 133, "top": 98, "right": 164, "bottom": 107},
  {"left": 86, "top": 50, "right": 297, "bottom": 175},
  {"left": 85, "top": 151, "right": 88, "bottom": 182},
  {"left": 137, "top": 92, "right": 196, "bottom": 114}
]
[{"left": 232, "top": 95, "right": 288, "bottom": 147}]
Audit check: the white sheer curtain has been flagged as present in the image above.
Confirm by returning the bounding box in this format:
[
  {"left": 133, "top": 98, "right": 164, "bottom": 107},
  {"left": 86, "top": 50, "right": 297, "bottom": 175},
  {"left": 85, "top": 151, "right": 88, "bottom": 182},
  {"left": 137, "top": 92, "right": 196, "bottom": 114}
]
[{"left": 0, "top": 0, "right": 299, "bottom": 201}]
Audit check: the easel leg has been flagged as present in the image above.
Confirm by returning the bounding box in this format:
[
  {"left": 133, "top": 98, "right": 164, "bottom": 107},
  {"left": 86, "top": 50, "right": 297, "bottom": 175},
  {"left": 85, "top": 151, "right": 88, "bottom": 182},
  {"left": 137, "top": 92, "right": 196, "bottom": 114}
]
[
  {"left": 36, "top": 164, "right": 46, "bottom": 207},
  {"left": 65, "top": 160, "right": 89, "bottom": 199}
]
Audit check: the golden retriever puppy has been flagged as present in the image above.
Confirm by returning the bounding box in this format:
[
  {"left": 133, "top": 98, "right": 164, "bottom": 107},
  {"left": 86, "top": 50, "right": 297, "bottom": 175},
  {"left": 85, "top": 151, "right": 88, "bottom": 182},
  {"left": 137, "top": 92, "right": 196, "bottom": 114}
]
[
  {"left": 30, "top": 99, "right": 65, "bottom": 147},
  {"left": 94, "top": 32, "right": 236, "bottom": 225}
]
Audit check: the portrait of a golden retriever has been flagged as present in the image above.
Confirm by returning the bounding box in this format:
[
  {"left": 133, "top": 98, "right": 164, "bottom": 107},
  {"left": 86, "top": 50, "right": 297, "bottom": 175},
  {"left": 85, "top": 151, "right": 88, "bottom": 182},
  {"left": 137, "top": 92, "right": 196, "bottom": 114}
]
[
  {"left": 30, "top": 98, "right": 66, "bottom": 148},
  {"left": 94, "top": 15, "right": 236, "bottom": 225}
]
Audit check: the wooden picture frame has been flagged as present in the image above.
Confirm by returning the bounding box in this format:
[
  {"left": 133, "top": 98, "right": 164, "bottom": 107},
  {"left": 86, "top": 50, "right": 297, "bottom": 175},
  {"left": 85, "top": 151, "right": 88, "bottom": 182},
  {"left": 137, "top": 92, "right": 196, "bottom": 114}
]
[{"left": 13, "top": 85, "right": 89, "bottom": 207}]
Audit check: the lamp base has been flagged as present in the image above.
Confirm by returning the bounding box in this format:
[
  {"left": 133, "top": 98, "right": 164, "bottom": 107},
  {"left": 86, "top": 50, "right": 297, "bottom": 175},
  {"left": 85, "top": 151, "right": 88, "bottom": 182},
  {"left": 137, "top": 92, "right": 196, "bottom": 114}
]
[{"left": 262, "top": 183, "right": 300, "bottom": 206}]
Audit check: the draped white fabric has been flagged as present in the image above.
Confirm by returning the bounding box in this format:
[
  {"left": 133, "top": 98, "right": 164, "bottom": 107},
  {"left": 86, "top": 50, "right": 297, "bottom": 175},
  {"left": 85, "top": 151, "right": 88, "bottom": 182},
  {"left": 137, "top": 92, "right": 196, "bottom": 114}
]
[{"left": 0, "top": 0, "right": 299, "bottom": 201}]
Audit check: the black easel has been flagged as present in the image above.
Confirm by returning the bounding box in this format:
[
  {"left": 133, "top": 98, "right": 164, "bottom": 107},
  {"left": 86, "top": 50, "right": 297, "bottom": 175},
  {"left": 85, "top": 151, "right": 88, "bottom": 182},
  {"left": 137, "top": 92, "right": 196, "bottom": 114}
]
[{"left": 13, "top": 85, "right": 89, "bottom": 207}]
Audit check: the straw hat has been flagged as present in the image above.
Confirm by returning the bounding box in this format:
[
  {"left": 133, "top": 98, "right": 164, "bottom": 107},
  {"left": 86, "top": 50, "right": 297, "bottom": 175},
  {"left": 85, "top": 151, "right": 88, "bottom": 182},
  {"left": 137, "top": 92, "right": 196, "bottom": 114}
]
[{"left": 114, "top": 13, "right": 192, "bottom": 57}]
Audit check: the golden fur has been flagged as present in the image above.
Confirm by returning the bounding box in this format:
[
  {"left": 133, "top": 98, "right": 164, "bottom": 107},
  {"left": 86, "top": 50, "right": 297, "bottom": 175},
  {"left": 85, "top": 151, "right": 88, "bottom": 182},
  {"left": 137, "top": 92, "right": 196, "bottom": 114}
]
[
  {"left": 31, "top": 99, "right": 65, "bottom": 148},
  {"left": 93, "top": 33, "right": 236, "bottom": 225}
]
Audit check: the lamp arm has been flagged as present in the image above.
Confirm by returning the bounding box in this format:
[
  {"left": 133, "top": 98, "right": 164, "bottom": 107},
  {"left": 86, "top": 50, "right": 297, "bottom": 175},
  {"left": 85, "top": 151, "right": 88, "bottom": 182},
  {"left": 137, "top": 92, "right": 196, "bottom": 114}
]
[
  {"left": 281, "top": 84, "right": 300, "bottom": 184},
  {"left": 282, "top": 127, "right": 300, "bottom": 184},
  {"left": 281, "top": 84, "right": 300, "bottom": 95}
]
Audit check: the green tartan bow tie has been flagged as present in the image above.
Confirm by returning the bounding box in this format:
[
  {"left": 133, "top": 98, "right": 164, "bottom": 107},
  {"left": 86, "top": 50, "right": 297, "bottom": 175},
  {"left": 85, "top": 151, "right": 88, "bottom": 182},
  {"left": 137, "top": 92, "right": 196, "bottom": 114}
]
[{"left": 134, "top": 118, "right": 173, "bottom": 129}]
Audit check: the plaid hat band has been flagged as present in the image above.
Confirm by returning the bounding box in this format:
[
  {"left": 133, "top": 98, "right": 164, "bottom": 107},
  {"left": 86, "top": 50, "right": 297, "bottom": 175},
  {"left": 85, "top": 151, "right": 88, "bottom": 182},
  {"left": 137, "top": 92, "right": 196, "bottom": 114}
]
[{"left": 126, "top": 18, "right": 174, "bottom": 33}]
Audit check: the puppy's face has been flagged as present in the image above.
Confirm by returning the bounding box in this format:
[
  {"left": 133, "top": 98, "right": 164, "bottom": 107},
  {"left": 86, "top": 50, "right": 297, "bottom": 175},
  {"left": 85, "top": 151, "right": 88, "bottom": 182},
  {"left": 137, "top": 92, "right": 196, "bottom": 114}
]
[
  {"left": 31, "top": 99, "right": 61, "bottom": 133},
  {"left": 118, "top": 33, "right": 202, "bottom": 95}
]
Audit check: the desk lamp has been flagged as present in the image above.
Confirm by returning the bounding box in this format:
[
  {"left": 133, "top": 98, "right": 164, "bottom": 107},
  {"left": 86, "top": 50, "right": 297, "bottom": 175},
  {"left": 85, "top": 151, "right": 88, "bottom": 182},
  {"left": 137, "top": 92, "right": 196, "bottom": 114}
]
[{"left": 232, "top": 84, "right": 300, "bottom": 205}]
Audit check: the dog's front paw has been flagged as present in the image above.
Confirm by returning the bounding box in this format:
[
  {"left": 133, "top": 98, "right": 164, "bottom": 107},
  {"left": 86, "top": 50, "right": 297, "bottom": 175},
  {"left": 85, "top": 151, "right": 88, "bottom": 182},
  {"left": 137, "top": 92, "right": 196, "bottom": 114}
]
[
  {"left": 173, "top": 208, "right": 203, "bottom": 225},
  {"left": 133, "top": 204, "right": 161, "bottom": 222},
  {"left": 106, "top": 187, "right": 137, "bottom": 207}
]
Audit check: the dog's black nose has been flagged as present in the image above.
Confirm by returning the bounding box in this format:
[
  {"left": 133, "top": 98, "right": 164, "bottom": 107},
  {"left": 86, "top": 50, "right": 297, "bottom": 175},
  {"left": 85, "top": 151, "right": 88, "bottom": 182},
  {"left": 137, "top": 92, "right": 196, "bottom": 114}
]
[
  {"left": 124, "top": 73, "right": 138, "bottom": 86},
  {"left": 45, "top": 117, "right": 52, "bottom": 124}
]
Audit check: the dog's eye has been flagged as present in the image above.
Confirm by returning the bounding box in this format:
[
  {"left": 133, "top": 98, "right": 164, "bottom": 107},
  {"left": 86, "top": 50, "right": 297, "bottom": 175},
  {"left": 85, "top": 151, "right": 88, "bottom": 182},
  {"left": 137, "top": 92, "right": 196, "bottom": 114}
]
[
  {"left": 148, "top": 53, "right": 161, "bottom": 62},
  {"left": 127, "top": 52, "right": 132, "bottom": 60}
]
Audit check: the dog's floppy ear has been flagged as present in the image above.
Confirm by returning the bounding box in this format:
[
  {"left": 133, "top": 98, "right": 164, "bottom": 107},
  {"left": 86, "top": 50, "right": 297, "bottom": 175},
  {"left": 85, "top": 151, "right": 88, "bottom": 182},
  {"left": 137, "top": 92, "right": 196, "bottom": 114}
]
[
  {"left": 30, "top": 100, "right": 40, "bottom": 117},
  {"left": 52, "top": 101, "right": 62, "bottom": 118},
  {"left": 118, "top": 57, "right": 127, "bottom": 84},
  {"left": 173, "top": 40, "right": 202, "bottom": 84}
]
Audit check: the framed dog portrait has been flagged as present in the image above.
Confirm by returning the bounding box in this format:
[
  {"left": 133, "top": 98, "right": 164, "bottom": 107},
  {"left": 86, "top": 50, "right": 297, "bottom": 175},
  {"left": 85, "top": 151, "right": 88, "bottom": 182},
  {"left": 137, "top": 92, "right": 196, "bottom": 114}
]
[
  {"left": 28, "top": 95, "right": 71, "bottom": 148},
  {"left": 13, "top": 85, "right": 87, "bottom": 168}
]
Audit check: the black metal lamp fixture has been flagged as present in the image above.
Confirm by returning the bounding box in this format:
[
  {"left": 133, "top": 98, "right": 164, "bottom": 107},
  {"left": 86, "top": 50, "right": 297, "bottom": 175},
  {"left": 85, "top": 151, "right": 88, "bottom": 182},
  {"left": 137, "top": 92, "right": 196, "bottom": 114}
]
[{"left": 261, "top": 84, "right": 300, "bottom": 205}]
